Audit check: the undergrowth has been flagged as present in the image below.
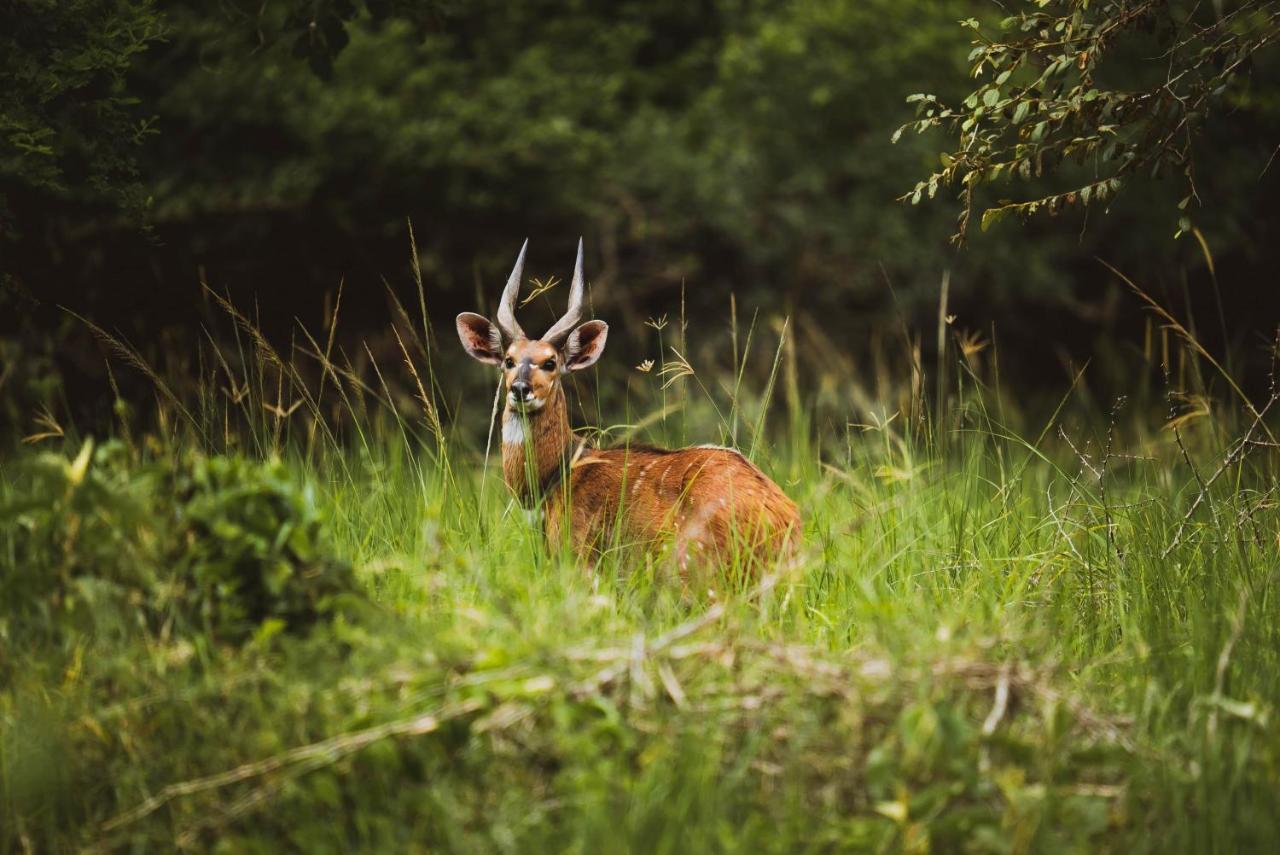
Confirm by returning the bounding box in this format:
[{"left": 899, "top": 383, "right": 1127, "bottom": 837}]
[{"left": 2, "top": 269, "right": 1278, "bottom": 852}]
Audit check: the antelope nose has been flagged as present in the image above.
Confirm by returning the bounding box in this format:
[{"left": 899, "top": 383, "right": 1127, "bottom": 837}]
[{"left": 510, "top": 380, "right": 532, "bottom": 400}]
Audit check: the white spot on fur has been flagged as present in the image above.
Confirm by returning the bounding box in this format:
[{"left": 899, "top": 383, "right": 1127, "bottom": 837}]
[
  {"left": 683, "top": 522, "right": 707, "bottom": 546},
  {"left": 632, "top": 461, "right": 655, "bottom": 494},
  {"left": 503, "top": 415, "right": 525, "bottom": 444}
]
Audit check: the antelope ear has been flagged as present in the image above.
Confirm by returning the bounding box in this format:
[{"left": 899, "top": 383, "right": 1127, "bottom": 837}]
[
  {"left": 564, "top": 320, "right": 608, "bottom": 371},
  {"left": 456, "top": 312, "right": 503, "bottom": 365}
]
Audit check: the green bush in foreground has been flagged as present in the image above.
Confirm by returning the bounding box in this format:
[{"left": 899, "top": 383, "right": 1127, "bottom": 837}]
[{"left": 0, "top": 441, "right": 360, "bottom": 661}]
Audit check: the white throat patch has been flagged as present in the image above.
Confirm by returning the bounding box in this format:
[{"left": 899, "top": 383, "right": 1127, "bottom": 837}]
[{"left": 503, "top": 415, "right": 526, "bottom": 445}]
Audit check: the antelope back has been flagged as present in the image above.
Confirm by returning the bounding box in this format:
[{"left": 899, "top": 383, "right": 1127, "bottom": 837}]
[{"left": 552, "top": 444, "right": 801, "bottom": 570}]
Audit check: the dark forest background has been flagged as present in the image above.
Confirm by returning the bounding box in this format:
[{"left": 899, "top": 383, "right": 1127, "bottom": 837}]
[{"left": 3, "top": 0, "right": 1279, "bottom": 434}]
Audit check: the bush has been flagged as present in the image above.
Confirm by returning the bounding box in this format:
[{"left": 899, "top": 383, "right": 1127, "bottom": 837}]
[
  {"left": 167, "top": 454, "right": 361, "bottom": 642},
  {"left": 0, "top": 441, "right": 360, "bottom": 663}
]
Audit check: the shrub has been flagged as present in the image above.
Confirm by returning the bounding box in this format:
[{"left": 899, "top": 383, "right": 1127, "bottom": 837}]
[
  {"left": 166, "top": 454, "right": 360, "bottom": 642},
  {"left": 0, "top": 441, "right": 360, "bottom": 665}
]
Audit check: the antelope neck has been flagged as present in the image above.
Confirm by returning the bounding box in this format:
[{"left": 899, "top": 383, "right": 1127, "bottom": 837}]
[{"left": 502, "top": 386, "right": 575, "bottom": 505}]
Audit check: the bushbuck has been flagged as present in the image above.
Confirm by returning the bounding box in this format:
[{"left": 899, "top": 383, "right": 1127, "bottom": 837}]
[{"left": 456, "top": 240, "right": 800, "bottom": 573}]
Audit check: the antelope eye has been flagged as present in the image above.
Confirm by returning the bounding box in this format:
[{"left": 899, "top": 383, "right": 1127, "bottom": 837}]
[
  {"left": 504, "top": 357, "right": 515, "bottom": 369},
  {"left": 542, "top": 359, "right": 556, "bottom": 372}
]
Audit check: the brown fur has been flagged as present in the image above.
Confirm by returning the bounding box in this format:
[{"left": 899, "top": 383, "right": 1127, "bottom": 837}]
[
  {"left": 501, "top": 366, "right": 801, "bottom": 573},
  {"left": 458, "top": 269, "right": 801, "bottom": 575}
]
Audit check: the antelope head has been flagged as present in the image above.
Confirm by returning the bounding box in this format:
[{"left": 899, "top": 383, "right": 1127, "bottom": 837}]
[{"left": 456, "top": 239, "right": 609, "bottom": 413}]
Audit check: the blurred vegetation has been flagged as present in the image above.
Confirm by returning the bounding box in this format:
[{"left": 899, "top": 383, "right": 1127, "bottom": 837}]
[
  {"left": 4, "top": 0, "right": 1280, "bottom": 428},
  {"left": 4, "top": 4, "right": 1280, "bottom": 848},
  {"left": 0, "top": 0, "right": 164, "bottom": 221},
  {"left": 0, "top": 440, "right": 361, "bottom": 660}
]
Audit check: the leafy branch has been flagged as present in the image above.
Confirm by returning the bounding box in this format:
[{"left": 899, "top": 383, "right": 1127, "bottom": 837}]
[{"left": 895, "top": 1, "right": 1280, "bottom": 243}]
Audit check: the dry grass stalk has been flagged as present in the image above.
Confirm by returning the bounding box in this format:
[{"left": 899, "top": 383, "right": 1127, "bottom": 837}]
[{"left": 99, "top": 699, "right": 485, "bottom": 835}]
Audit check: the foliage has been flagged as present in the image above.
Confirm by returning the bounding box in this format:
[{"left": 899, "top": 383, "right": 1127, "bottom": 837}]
[
  {"left": 169, "top": 453, "right": 362, "bottom": 639},
  {"left": 5, "top": 0, "right": 1280, "bottom": 390},
  {"left": 0, "top": 0, "right": 1168, "bottom": 347},
  {"left": 273, "top": 0, "right": 451, "bottom": 78},
  {"left": 4, "top": 2, "right": 1280, "bottom": 846},
  {"left": 0, "top": 0, "right": 450, "bottom": 209},
  {"left": 0, "top": 440, "right": 360, "bottom": 662},
  {"left": 4, "top": 287, "right": 1280, "bottom": 849},
  {"left": 0, "top": 0, "right": 164, "bottom": 224},
  {"left": 899, "top": 0, "right": 1280, "bottom": 240},
  {"left": 153, "top": 0, "right": 452, "bottom": 79}
]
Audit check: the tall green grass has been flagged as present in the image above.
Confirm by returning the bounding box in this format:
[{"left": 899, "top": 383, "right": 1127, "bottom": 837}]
[{"left": 2, "top": 274, "right": 1278, "bottom": 852}]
